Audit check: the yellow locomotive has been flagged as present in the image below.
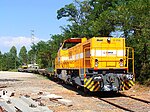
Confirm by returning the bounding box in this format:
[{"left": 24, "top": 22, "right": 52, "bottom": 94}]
[{"left": 55, "top": 37, "right": 135, "bottom": 92}]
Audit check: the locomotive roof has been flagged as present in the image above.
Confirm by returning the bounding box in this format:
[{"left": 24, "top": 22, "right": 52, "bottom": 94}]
[{"left": 64, "top": 38, "right": 82, "bottom": 43}]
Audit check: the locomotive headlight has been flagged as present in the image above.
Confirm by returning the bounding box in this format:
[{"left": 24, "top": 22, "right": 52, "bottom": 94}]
[
  {"left": 119, "top": 59, "right": 124, "bottom": 67},
  {"left": 95, "top": 59, "right": 99, "bottom": 67},
  {"left": 107, "top": 37, "right": 111, "bottom": 43},
  {"left": 126, "top": 74, "right": 133, "bottom": 80}
]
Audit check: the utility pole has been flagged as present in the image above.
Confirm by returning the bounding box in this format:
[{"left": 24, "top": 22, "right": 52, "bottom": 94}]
[
  {"left": 31, "top": 30, "right": 34, "bottom": 45},
  {"left": 31, "top": 30, "right": 36, "bottom": 65}
]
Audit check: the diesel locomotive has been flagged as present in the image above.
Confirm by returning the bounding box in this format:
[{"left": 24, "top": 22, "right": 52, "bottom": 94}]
[{"left": 55, "top": 37, "right": 135, "bottom": 92}]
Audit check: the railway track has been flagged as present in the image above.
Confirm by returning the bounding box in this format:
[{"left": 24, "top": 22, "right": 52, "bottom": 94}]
[
  {"left": 51, "top": 79, "right": 150, "bottom": 112},
  {"left": 121, "top": 93, "right": 150, "bottom": 104},
  {"left": 96, "top": 93, "right": 150, "bottom": 112},
  {"left": 56, "top": 81, "right": 150, "bottom": 112}
]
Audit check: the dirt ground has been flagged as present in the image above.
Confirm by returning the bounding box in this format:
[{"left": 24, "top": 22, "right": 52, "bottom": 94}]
[{"left": 0, "top": 71, "right": 150, "bottom": 112}]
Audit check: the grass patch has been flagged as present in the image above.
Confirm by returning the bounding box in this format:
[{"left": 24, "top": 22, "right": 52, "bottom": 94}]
[
  {"left": 144, "top": 78, "right": 150, "bottom": 86},
  {"left": 9, "top": 69, "right": 18, "bottom": 72}
]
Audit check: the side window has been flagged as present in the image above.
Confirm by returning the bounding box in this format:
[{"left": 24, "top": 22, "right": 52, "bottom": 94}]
[
  {"left": 62, "top": 43, "right": 68, "bottom": 50},
  {"left": 62, "top": 42, "right": 78, "bottom": 50}
]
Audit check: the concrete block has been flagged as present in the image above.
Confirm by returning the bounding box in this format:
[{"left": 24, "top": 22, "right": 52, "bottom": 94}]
[
  {"left": 41, "top": 94, "right": 63, "bottom": 100},
  {"left": 48, "top": 94, "right": 63, "bottom": 99},
  {"left": 11, "top": 98, "right": 40, "bottom": 112},
  {"left": 0, "top": 101, "right": 16, "bottom": 112},
  {"left": 20, "top": 96, "right": 38, "bottom": 107},
  {"left": 57, "top": 99, "right": 73, "bottom": 107},
  {"left": 0, "top": 90, "right": 15, "bottom": 98}
]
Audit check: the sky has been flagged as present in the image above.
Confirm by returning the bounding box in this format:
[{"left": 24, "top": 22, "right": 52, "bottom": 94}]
[{"left": 0, "top": 0, "right": 74, "bottom": 53}]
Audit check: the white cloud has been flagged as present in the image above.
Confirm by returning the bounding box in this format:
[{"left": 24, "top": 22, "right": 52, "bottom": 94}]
[{"left": 0, "top": 36, "right": 41, "bottom": 53}]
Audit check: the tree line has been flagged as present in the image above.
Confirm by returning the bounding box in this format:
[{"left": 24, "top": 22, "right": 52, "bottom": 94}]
[
  {"left": 0, "top": 0, "right": 149, "bottom": 84},
  {"left": 0, "top": 46, "right": 27, "bottom": 71}
]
